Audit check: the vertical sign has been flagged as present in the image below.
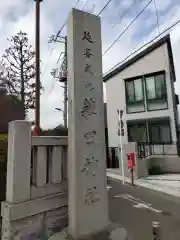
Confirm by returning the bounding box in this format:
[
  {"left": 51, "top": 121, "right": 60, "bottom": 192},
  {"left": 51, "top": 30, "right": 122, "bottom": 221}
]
[
  {"left": 117, "top": 110, "right": 124, "bottom": 137},
  {"left": 67, "top": 9, "right": 109, "bottom": 239},
  {"left": 117, "top": 109, "right": 125, "bottom": 184}
]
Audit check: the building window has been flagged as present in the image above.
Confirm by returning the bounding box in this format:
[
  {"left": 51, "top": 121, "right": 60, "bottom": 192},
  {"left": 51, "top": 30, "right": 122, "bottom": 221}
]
[
  {"left": 127, "top": 122, "right": 147, "bottom": 142},
  {"left": 127, "top": 119, "right": 171, "bottom": 144},
  {"left": 145, "top": 72, "right": 168, "bottom": 111},
  {"left": 125, "top": 78, "right": 145, "bottom": 113},
  {"left": 125, "top": 71, "right": 168, "bottom": 113},
  {"left": 146, "top": 73, "right": 167, "bottom": 100},
  {"left": 148, "top": 120, "right": 171, "bottom": 144}
]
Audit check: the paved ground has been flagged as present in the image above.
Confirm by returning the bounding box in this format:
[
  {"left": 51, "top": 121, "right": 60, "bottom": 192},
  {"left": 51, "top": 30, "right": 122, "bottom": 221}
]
[
  {"left": 1, "top": 176, "right": 180, "bottom": 239},
  {"left": 108, "top": 178, "right": 180, "bottom": 240},
  {"left": 107, "top": 169, "right": 180, "bottom": 197}
]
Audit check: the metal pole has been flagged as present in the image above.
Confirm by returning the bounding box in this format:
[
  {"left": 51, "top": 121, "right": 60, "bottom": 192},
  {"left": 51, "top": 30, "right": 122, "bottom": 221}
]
[
  {"left": 130, "top": 168, "right": 134, "bottom": 186},
  {"left": 64, "top": 36, "right": 68, "bottom": 128},
  {"left": 142, "top": 73, "right": 149, "bottom": 142},
  {"left": 117, "top": 109, "right": 125, "bottom": 184},
  {"left": 152, "top": 221, "right": 161, "bottom": 240},
  {"left": 34, "top": 0, "right": 41, "bottom": 135}
]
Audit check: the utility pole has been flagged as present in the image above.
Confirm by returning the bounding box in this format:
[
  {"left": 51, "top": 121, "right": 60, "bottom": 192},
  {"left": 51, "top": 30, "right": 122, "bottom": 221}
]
[
  {"left": 34, "top": 0, "right": 43, "bottom": 136},
  {"left": 50, "top": 35, "right": 68, "bottom": 128}
]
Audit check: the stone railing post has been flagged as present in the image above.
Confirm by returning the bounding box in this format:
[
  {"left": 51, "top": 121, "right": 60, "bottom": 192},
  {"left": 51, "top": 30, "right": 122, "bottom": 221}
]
[{"left": 6, "top": 120, "right": 32, "bottom": 203}]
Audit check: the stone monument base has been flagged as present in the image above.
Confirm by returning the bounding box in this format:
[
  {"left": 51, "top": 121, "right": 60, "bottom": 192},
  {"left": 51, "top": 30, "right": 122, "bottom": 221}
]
[{"left": 48, "top": 223, "right": 129, "bottom": 240}]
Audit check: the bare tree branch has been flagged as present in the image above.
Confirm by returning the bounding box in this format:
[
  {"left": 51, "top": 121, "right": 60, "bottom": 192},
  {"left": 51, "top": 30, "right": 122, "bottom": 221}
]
[{"left": 1, "top": 31, "right": 43, "bottom": 116}]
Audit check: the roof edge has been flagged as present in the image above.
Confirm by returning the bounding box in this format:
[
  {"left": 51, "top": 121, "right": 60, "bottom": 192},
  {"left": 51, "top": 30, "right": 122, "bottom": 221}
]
[{"left": 103, "top": 34, "right": 175, "bottom": 82}]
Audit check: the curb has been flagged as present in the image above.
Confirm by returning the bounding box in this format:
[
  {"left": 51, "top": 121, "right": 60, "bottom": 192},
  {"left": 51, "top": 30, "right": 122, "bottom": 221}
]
[{"left": 107, "top": 173, "right": 180, "bottom": 199}]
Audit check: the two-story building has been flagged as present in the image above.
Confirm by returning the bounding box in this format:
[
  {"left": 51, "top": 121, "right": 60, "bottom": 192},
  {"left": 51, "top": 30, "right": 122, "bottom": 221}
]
[{"left": 104, "top": 35, "right": 179, "bottom": 151}]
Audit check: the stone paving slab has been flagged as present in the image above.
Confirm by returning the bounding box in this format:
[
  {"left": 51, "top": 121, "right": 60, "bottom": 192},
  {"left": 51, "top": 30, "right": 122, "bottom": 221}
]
[{"left": 48, "top": 225, "right": 130, "bottom": 240}]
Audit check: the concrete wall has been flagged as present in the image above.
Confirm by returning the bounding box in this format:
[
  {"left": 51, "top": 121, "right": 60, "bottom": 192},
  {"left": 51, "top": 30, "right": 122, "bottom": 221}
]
[
  {"left": 115, "top": 142, "right": 180, "bottom": 179},
  {"left": 1, "top": 121, "right": 68, "bottom": 240},
  {"left": 106, "top": 42, "right": 177, "bottom": 147},
  {"left": 147, "top": 155, "right": 180, "bottom": 174}
]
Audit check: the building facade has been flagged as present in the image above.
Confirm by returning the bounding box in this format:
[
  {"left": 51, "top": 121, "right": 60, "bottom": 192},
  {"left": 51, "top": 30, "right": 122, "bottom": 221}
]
[{"left": 104, "top": 35, "right": 179, "bottom": 148}]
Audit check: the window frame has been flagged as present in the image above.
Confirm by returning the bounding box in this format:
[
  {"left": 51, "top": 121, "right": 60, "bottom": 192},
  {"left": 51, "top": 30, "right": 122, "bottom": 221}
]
[
  {"left": 127, "top": 118, "right": 172, "bottom": 144},
  {"left": 144, "top": 71, "right": 168, "bottom": 111},
  {"left": 125, "top": 76, "right": 145, "bottom": 114},
  {"left": 127, "top": 120, "right": 148, "bottom": 142},
  {"left": 148, "top": 118, "right": 172, "bottom": 144},
  {"left": 124, "top": 71, "right": 168, "bottom": 114}
]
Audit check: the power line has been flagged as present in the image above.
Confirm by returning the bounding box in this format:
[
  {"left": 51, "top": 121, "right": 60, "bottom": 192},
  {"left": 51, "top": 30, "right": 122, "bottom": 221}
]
[
  {"left": 102, "top": 0, "right": 153, "bottom": 56},
  {"left": 153, "top": 0, "right": 160, "bottom": 33},
  {"left": 112, "top": 0, "right": 141, "bottom": 28},
  {"left": 52, "top": 0, "right": 114, "bottom": 70},
  {"left": 50, "top": 0, "right": 114, "bottom": 74},
  {"left": 57, "top": 52, "right": 65, "bottom": 64},
  {"left": 53, "top": 0, "right": 90, "bottom": 67},
  {"left": 43, "top": 0, "right": 81, "bottom": 96},
  {"left": 54, "top": 0, "right": 81, "bottom": 41},
  {"left": 41, "top": 46, "right": 54, "bottom": 78},
  {"left": 153, "top": 0, "right": 169, "bottom": 68},
  {"left": 44, "top": 0, "right": 80, "bottom": 76},
  {"left": 97, "top": 0, "right": 114, "bottom": 16},
  {"left": 82, "top": 0, "right": 91, "bottom": 11},
  {"left": 91, "top": 4, "right": 96, "bottom": 13},
  {"left": 104, "top": 18, "right": 180, "bottom": 76}
]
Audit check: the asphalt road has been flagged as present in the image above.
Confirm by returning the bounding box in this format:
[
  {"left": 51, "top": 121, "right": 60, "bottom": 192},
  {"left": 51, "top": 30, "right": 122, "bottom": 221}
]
[{"left": 108, "top": 178, "right": 180, "bottom": 240}]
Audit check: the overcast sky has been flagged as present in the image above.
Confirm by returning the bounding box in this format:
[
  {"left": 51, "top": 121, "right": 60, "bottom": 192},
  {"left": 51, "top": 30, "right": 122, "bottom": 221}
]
[{"left": 1, "top": 0, "right": 180, "bottom": 129}]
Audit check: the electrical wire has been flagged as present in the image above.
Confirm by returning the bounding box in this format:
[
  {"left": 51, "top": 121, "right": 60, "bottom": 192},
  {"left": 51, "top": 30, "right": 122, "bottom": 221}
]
[
  {"left": 52, "top": 0, "right": 114, "bottom": 76},
  {"left": 42, "top": 0, "right": 80, "bottom": 77},
  {"left": 153, "top": 0, "right": 169, "bottom": 69},
  {"left": 91, "top": 4, "right": 96, "bottom": 13},
  {"left": 103, "top": 0, "right": 153, "bottom": 56},
  {"left": 41, "top": 47, "right": 54, "bottom": 77},
  {"left": 104, "top": 18, "right": 180, "bottom": 76},
  {"left": 112, "top": 0, "right": 141, "bottom": 28},
  {"left": 54, "top": 0, "right": 89, "bottom": 68},
  {"left": 97, "top": 0, "right": 114, "bottom": 16},
  {"left": 153, "top": 0, "right": 160, "bottom": 33},
  {"left": 43, "top": 0, "right": 81, "bottom": 96},
  {"left": 82, "top": 0, "right": 91, "bottom": 11},
  {"left": 54, "top": 0, "right": 81, "bottom": 41},
  {"left": 57, "top": 52, "right": 65, "bottom": 64}
]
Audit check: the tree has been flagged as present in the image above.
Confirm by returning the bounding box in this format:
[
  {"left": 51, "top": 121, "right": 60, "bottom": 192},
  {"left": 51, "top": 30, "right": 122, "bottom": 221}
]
[{"left": 0, "top": 31, "right": 43, "bottom": 117}]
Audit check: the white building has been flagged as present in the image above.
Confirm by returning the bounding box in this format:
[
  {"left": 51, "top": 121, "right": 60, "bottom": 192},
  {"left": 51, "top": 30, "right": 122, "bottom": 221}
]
[{"left": 104, "top": 35, "right": 179, "bottom": 149}]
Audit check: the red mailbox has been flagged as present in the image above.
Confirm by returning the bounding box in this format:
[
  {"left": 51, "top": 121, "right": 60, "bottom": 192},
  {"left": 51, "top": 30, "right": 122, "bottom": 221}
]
[{"left": 127, "top": 152, "right": 135, "bottom": 169}]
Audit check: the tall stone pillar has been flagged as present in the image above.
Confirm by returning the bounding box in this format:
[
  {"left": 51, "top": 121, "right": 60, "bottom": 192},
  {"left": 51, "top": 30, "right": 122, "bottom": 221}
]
[{"left": 67, "top": 8, "right": 109, "bottom": 239}]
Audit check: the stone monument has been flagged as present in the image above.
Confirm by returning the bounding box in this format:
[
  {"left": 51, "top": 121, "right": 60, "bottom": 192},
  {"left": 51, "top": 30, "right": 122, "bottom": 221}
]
[
  {"left": 50, "top": 8, "right": 128, "bottom": 240},
  {"left": 67, "top": 8, "right": 109, "bottom": 239}
]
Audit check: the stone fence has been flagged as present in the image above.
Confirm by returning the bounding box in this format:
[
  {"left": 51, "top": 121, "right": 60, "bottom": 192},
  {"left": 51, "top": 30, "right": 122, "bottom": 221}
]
[{"left": 1, "top": 121, "right": 68, "bottom": 240}]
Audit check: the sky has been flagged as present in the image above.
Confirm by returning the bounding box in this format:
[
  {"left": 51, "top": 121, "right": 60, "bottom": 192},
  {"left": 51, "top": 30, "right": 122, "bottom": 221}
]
[{"left": 0, "top": 0, "right": 180, "bottom": 129}]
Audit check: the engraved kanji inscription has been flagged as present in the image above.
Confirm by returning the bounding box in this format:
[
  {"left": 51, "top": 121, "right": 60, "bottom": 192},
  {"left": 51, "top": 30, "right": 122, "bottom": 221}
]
[
  {"left": 84, "top": 82, "right": 94, "bottom": 91},
  {"left": 81, "top": 98, "right": 97, "bottom": 119},
  {"left": 82, "top": 31, "right": 94, "bottom": 43},
  {"left": 84, "top": 186, "right": 100, "bottom": 205},
  {"left": 84, "top": 130, "right": 96, "bottom": 145},
  {"left": 81, "top": 157, "right": 98, "bottom": 176},
  {"left": 84, "top": 64, "right": 93, "bottom": 75},
  {"left": 84, "top": 48, "right": 93, "bottom": 58}
]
